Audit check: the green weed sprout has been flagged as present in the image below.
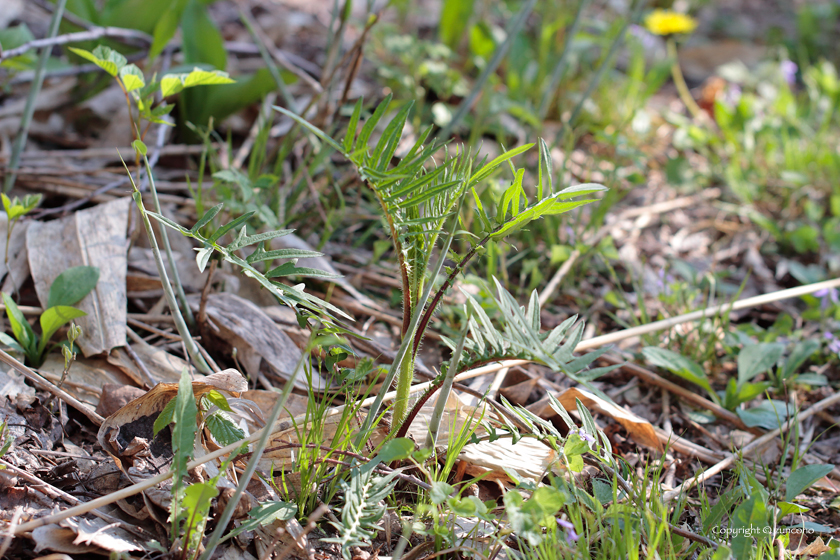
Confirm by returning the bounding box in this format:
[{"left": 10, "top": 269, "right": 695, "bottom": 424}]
[
  {"left": 58, "top": 322, "right": 82, "bottom": 388},
  {"left": 275, "top": 96, "right": 607, "bottom": 430},
  {"left": 0, "top": 265, "right": 98, "bottom": 367}
]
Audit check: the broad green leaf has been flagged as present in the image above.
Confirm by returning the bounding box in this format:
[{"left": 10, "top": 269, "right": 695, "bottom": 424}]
[
  {"left": 738, "top": 343, "right": 784, "bottom": 384},
  {"left": 555, "top": 183, "right": 607, "bottom": 200},
  {"left": 439, "top": 0, "right": 475, "bottom": 49},
  {"left": 523, "top": 486, "right": 565, "bottom": 517},
  {"left": 786, "top": 464, "right": 834, "bottom": 501},
  {"left": 781, "top": 339, "right": 820, "bottom": 379},
  {"left": 181, "top": 0, "right": 227, "bottom": 70},
  {"left": 172, "top": 367, "right": 198, "bottom": 485},
  {"left": 204, "top": 389, "right": 233, "bottom": 412},
  {"left": 3, "top": 292, "right": 35, "bottom": 354},
  {"left": 447, "top": 495, "right": 479, "bottom": 516},
  {"left": 430, "top": 481, "right": 455, "bottom": 505},
  {"left": 730, "top": 491, "right": 770, "bottom": 558},
  {"left": 160, "top": 74, "right": 186, "bottom": 97},
  {"left": 153, "top": 398, "right": 177, "bottom": 436},
  {"left": 205, "top": 412, "right": 245, "bottom": 446},
  {"left": 132, "top": 139, "right": 147, "bottom": 155},
  {"left": 0, "top": 332, "right": 25, "bottom": 355},
  {"left": 736, "top": 398, "right": 789, "bottom": 429},
  {"left": 118, "top": 64, "right": 145, "bottom": 92},
  {"left": 374, "top": 438, "right": 414, "bottom": 463},
  {"left": 641, "top": 347, "right": 715, "bottom": 396},
  {"left": 183, "top": 68, "right": 235, "bottom": 89},
  {"left": 68, "top": 45, "right": 126, "bottom": 76},
  {"left": 37, "top": 306, "right": 87, "bottom": 358},
  {"left": 47, "top": 266, "right": 100, "bottom": 308}
]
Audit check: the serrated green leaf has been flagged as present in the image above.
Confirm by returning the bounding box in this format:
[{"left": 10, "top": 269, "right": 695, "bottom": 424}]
[
  {"left": 205, "top": 412, "right": 245, "bottom": 446},
  {"left": 356, "top": 94, "right": 392, "bottom": 153},
  {"left": 68, "top": 45, "right": 126, "bottom": 76},
  {"left": 119, "top": 64, "right": 145, "bottom": 92}
]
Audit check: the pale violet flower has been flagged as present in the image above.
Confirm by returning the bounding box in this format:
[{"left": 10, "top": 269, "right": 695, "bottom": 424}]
[
  {"left": 781, "top": 60, "right": 798, "bottom": 85},
  {"left": 814, "top": 288, "right": 839, "bottom": 311},
  {"left": 825, "top": 332, "right": 840, "bottom": 356},
  {"left": 558, "top": 518, "right": 580, "bottom": 542}
]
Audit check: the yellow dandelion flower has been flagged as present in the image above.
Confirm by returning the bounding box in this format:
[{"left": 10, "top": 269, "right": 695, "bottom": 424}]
[{"left": 644, "top": 10, "right": 697, "bottom": 36}]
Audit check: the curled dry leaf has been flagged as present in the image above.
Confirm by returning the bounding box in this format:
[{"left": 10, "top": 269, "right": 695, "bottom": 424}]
[
  {"left": 97, "top": 368, "right": 247, "bottom": 472},
  {"left": 552, "top": 387, "right": 662, "bottom": 451},
  {"left": 27, "top": 197, "right": 130, "bottom": 357}
]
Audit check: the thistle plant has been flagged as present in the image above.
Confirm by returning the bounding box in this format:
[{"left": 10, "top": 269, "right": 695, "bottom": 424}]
[{"left": 276, "top": 96, "right": 607, "bottom": 430}]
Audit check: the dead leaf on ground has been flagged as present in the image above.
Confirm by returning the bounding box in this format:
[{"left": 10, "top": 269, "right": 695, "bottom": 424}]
[
  {"left": 0, "top": 213, "right": 30, "bottom": 294},
  {"left": 536, "top": 387, "right": 662, "bottom": 451},
  {"left": 97, "top": 369, "right": 247, "bottom": 472},
  {"left": 26, "top": 197, "right": 131, "bottom": 357},
  {"left": 107, "top": 335, "right": 190, "bottom": 385},
  {"left": 193, "top": 293, "right": 324, "bottom": 391},
  {"left": 37, "top": 354, "right": 136, "bottom": 409}
]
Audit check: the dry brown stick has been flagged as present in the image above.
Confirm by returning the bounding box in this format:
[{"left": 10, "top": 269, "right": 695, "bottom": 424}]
[
  {"left": 597, "top": 355, "right": 751, "bottom": 431},
  {"left": 663, "top": 389, "right": 840, "bottom": 502},
  {"left": 539, "top": 187, "right": 722, "bottom": 306},
  {"left": 126, "top": 317, "right": 182, "bottom": 340},
  {"left": 0, "top": 459, "right": 152, "bottom": 541},
  {"left": 0, "top": 349, "right": 104, "bottom": 426},
  {"left": 124, "top": 329, "right": 157, "bottom": 388}
]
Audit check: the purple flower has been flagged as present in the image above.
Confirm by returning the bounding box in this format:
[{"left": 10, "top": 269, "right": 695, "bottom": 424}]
[
  {"left": 569, "top": 428, "right": 596, "bottom": 444},
  {"left": 558, "top": 518, "right": 579, "bottom": 542},
  {"left": 814, "top": 288, "right": 839, "bottom": 311},
  {"left": 781, "top": 60, "right": 798, "bottom": 85},
  {"left": 825, "top": 332, "right": 840, "bottom": 356},
  {"left": 629, "top": 24, "right": 658, "bottom": 51},
  {"left": 723, "top": 84, "right": 742, "bottom": 106},
  {"left": 565, "top": 226, "right": 576, "bottom": 244}
]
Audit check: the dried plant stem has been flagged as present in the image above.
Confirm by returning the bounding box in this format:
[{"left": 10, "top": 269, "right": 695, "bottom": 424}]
[
  {"left": 3, "top": 0, "right": 67, "bottom": 193},
  {"left": 0, "top": 27, "right": 151, "bottom": 61},
  {"left": 0, "top": 348, "right": 103, "bottom": 425},
  {"left": 663, "top": 388, "right": 840, "bottom": 502},
  {"left": 125, "top": 156, "right": 211, "bottom": 374}
]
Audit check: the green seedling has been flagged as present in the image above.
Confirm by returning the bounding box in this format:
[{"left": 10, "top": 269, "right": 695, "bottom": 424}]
[
  {"left": 2, "top": 193, "right": 41, "bottom": 293},
  {"left": 68, "top": 45, "right": 234, "bottom": 158},
  {"left": 0, "top": 265, "right": 98, "bottom": 367}
]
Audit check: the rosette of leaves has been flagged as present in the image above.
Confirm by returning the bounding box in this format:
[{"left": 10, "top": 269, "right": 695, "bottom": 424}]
[{"left": 275, "top": 96, "right": 606, "bottom": 427}]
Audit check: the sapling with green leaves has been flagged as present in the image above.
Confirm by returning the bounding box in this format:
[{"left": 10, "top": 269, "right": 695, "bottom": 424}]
[
  {"left": 0, "top": 265, "right": 98, "bottom": 367},
  {"left": 68, "top": 45, "right": 233, "bottom": 164},
  {"left": 275, "top": 95, "right": 606, "bottom": 431}
]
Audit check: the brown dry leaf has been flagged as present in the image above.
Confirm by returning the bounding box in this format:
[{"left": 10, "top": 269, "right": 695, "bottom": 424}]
[
  {"left": 547, "top": 387, "right": 662, "bottom": 451},
  {"left": 195, "top": 293, "right": 323, "bottom": 390},
  {"left": 26, "top": 197, "right": 131, "bottom": 357},
  {"left": 37, "top": 354, "right": 136, "bottom": 409},
  {"left": 70, "top": 517, "right": 143, "bottom": 553},
  {"left": 107, "top": 335, "right": 189, "bottom": 385},
  {"left": 97, "top": 369, "right": 247, "bottom": 471},
  {"left": 0, "top": 366, "right": 35, "bottom": 400},
  {"left": 791, "top": 536, "right": 831, "bottom": 556},
  {"left": 0, "top": 214, "right": 30, "bottom": 294},
  {"left": 32, "top": 525, "right": 99, "bottom": 555}
]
